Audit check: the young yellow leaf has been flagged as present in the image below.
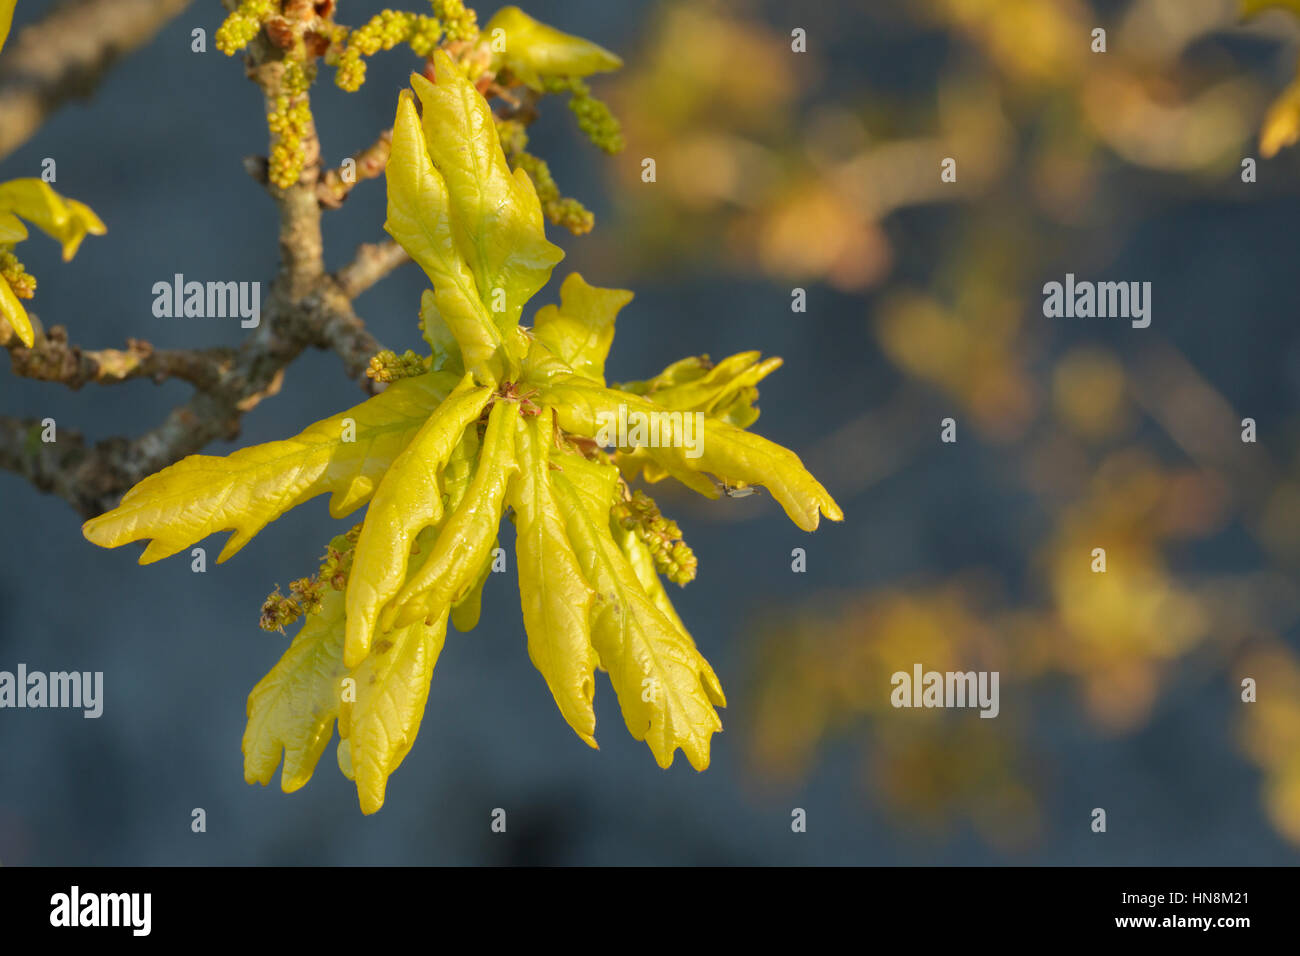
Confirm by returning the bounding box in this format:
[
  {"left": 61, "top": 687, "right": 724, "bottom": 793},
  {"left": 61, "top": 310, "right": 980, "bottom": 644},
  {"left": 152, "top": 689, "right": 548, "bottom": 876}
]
[
  {"left": 618, "top": 351, "right": 783, "bottom": 428},
  {"left": 450, "top": 539, "right": 496, "bottom": 633},
  {"left": 0, "top": 178, "right": 105, "bottom": 260},
  {"left": 337, "top": 737, "right": 354, "bottom": 781},
  {"left": 383, "top": 398, "right": 520, "bottom": 633},
  {"left": 83, "top": 371, "right": 460, "bottom": 564},
  {"left": 0, "top": 210, "right": 27, "bottom": 243},
  {"left": 345, "top": 376, "right": 491, "bottom": 668},
  {"left": 411, "top": 52, "right": 563, "bottom": 331},
  {"left": 387, "top": 90, "right": 509, "bottom": 381},
  {"left": 552, "top": 447, "right": 620, "bottom": 522},
  {"left": 533, "top": 272, "right": 634, "bottom": 385},
  {"left": 554, "top": 473, "right": 724, "bottom": 770},
  {"left": 669, "top": 418, "right": 842, "bottom": 531},
  {"left": 521, "top": 333, "right": 585, "bottom": 385},
  {"left": 0, "top": 0, "right": 15, "bottom": 56},
  {"left": 439, "top": 413, "right": 483, "bottom": 512},
  {"left": 485, "top": 6, "right": 623, "bottom": 91},
  {"left": 510, "top": 408, "right": 599, "bottom": 747},
  {"left": 543, "top": 378, "right": 843, "bottom": 531},
  {"left": 338, "top": 609, "right": 450, "bottom": 815},
  {"left": 615, "top": 447, "right": 722, "bottom": 500},
  {"left": 418, "top": 289, "right": 464, "bottom": 374},
  {"left": 243, "top": 588, "right": 348, "bottom": 793},
  {"left": 614, "top": 520, "right": 702, "bottom": 649},
  {"left": 0, "top": 272, "right": 33, "bottom": 347},
  {"left": 57, "top": 198, "right": 107, "bottom": 260}
]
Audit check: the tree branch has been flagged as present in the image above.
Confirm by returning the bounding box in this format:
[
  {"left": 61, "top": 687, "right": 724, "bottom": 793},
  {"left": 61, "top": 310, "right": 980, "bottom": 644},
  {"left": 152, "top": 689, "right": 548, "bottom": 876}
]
[
  {"left": 317, "top": 130, "right": 392, "bottom": 209},
  {"left": 0, "top": 0, "right": 193, "bottom": 161},
  {"left": 5, "top": 323, "right": 236, "bottom": 390},
  {"left": 0, "top": 414, "right": 187, "bottom": 518},
  {"left": 1, "top": 16, "right": 393, "bottom": 517},
  {"left": 336, "top": 239, "right": 410, "bottom": 299}
]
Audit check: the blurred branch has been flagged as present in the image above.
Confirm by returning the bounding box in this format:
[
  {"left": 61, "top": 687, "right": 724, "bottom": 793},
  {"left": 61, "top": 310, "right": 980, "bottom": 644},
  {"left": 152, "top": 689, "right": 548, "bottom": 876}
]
[
  {"left": 0, "top": 416, "right": 115, "bottom": 513},
  {"left": 336, "top": 239, "right": 410, "bottom": 298},
  {"left": 0, "top": 0, "right": 193, "bottom": 161}
]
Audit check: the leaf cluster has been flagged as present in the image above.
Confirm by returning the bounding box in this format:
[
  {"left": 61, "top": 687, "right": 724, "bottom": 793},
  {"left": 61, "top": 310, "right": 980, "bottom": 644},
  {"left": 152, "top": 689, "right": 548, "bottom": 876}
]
[{"left": 83, "top": 48, "right": 840, "bottom": 813}]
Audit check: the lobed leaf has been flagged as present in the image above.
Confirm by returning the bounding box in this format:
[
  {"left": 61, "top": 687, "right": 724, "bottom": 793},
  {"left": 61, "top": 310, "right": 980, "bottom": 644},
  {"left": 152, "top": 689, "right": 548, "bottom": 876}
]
[
  {"left": 83, "top": 371, "right": 460, "bottom": 563},
  {"left": 485, "top": 6, "right": 623, "bottom": 91},
  {"left": 532, "top": 272, "right": 634, "bottom": 385},
  {"left": 551, "top": 446, "right": 620, "bottom": 521},
  {"left": 338, "top": 609, "right": 450, "bottom": 814},
  {"left": 418, "top": 289, "right": 464, "bottom": 374},
  {"left": 449, "top": 539, "right": 496, "bottom": 633},
  {"left": 542, "top": 378, "right": 843, "bottom": 531},
  {"left": 510, "top": 408, "right": 599, "bottom": 746},
  {"left": 387, "top": 91, "right": 509, "bottom": 380},
  {"left": 0, "top": 178, "right": 105, "bottom": 260},
  {"left": 411, "top": 51, "right": 563, "bottom": 333},
  {"left": 0, "top": 210, "right": 26, "bottom": 243},
  {"left": 617, "top": 351, "right": 783, "bottom": 429},
  {"left": 614, "top": 519, "right": 698, "bottom": 641},
  {"left": 344, "top": 376, "right": 491, "bottom": 668},
  {"left": 553, "top": 472, "right": 724, "bottom": 770},
  {"left": 243, "top": 587, "right": 349, "bottom": 793},
  {"left": 0, "top": 269, "right": 32, "bottom": 347},
  {"left": 382, "top": 398, "right": 519, "bottom": 633}
]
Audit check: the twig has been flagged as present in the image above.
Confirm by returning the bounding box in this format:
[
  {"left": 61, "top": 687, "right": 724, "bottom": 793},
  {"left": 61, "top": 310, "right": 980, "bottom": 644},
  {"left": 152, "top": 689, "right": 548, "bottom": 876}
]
[
  {"left": 336, "top": 239, "right": 410, "bottom": 299},
  {"left": 0, "top": 0, "right": 193, "bottom": 161},
  {"left": 5, "top": 324, "right": 236, "bottom": 391},
  {"left": 1, "top": 19, "right": 391, "bottom": 517},
  {"left": 317, "top": 130, "right": 393, "bottom": 209}
]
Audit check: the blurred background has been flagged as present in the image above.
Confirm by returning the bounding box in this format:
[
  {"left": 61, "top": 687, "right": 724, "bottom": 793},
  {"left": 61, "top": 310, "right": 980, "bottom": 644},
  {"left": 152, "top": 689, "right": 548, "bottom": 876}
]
[{"left": 2, "top": 0, "right": 1300, "bottom": 864}]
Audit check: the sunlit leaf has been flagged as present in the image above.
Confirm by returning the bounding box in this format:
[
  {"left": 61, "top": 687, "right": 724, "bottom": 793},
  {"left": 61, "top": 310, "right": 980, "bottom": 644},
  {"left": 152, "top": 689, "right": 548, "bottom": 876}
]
[
  {"left": 449, "top": 540, "right": 495, "bottom": 633},
  {"left": 614, "top": 519, "right": 693, "bottom": 637},
  {"left": 617, "top": 351, "right": 783, "bottom": 428},
  {"left": 243, "top": 588, "right": 348, "bottom": 793},
  {"left": 82, "top": 371, "right": 460, "bottom": 563},
  {"left": 554, "top": 472, "right": 725, "bottom": 770},
  {"left": 510, "top": 407, "right": 599, "bottom": 746},
  {"left": 0, "top": 210, "right": 27, "bottom": 243},
  {"left": 86, "top": 16, "right": 844, "bottom": 805},
  {"left": 0, "top": 271, "right": 33, "bottom": 347},
  {"left": 387, "top": 91, "right": 508, "bottom": 380},
  {"left": 338, "top": 609, "right": 450, "bottom": 814},
  {"left": 485, "top": 5, "right": 623, "bottom": 91},
  {"left": 552, "top": 446, "right": 620, "bottom": 521},
  {"left": 382, "top": 398, "right": 519, "bottom": 633},
  {"left": 543, "top": 377, "right": 843, "bottom": 531},
  {"left": 345, "top": 375, "right": 491, "bottom": 668},
  {"left": 411, "top": 51, "right": 563, "bottom": 331},
  {"left": 0, "top": 179, "right": 105, "bottom": 260},
  {"left": 533, "top": 272, "right": 634, "bottom": 385}
]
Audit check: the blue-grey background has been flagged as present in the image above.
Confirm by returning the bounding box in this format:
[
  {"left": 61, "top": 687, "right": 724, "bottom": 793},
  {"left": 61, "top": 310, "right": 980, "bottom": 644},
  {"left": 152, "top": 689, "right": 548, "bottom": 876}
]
[{"left": 1, "top": 0, "right": 1299, "bottom": 864}]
